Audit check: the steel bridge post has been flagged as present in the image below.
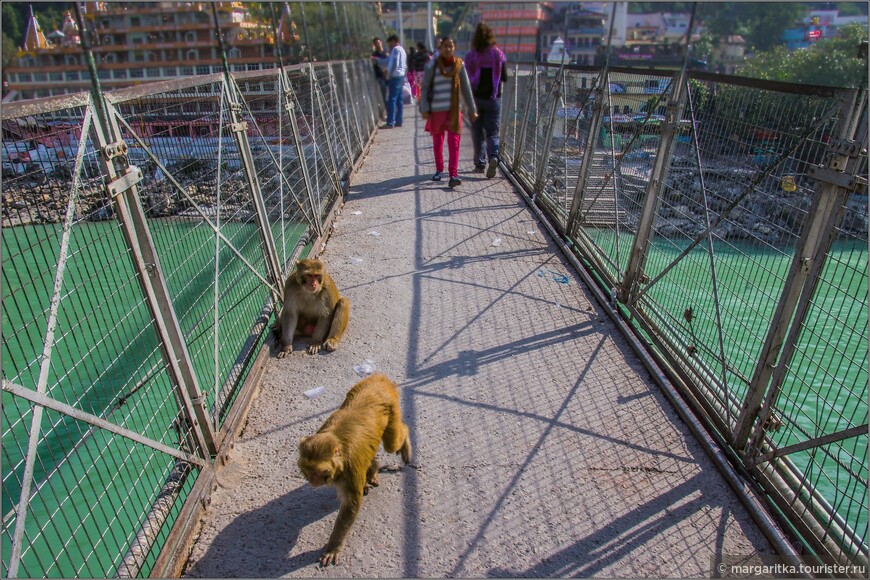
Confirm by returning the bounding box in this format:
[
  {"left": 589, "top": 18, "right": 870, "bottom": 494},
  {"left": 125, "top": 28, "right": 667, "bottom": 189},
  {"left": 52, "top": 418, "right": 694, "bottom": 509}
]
[
  {"left": 733, "top": 88, "right": 867, "bottom": 453},
  {"left": 222, "top": 80, "right": 285, "bottom": 303},
  {"left": 511, "top": 65, "right": 538, "bottom": 174},
  {"left": 282, "top": 68, "right": 324, "bottom": 240},
  {"left": 341, "top": 62, "right": 365, "bottom": 156},
  {"left": 506, "top": 64, "right": 519, "bottom": 167},
  {"left": 566, "top": 71, "right": 608, "bottom": 234},
  {"left": 533, "top": 66, "right": 565, "bottom": 203},
  {"left": 326, "top": 63, "right": 353, "bottom": 164},
  {"left": 618, "top": 71, "right": 686, "bottom": 305},
  {"left": 90, "top": 100, "right": 219, "bottom": 459},
  {"left": 211, "top": 4, "right": 283, "bottom": 303},
  {"left": 310, "top": 64, "right": 345, "bottom": 200},
  {"left": 62, "top": 6, "right": 218, "bottom": 468}
]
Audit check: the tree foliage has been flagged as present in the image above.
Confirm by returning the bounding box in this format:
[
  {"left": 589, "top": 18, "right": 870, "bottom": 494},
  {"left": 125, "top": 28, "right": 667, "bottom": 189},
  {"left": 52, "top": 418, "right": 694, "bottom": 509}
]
[
  {"left": 700, "top": 2, "right": 807, "bottom": 52},
  {"left": 2, "top": 4, "right": 22, "bottom": 72},
  {"left": 4, "top": 2, "right": 72, "bottom": 44},
  {"left": 2, "top": 4, "right": 22, "bottom": 45},
  {"left": 736, "top": 23, "right": 868, "bottom": 87},
  {"left": 628, "top": 3, "right": 694, "bottom": 14}
]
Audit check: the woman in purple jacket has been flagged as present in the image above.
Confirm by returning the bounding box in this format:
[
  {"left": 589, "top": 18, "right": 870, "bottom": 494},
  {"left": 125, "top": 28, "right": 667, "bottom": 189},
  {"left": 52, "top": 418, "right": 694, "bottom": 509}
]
[{"left": 464, "top": 23, "right": 508, "bottom": 179}]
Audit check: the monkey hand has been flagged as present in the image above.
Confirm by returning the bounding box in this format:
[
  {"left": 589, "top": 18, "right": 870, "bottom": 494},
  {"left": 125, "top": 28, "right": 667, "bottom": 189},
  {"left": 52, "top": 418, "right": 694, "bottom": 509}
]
[
  {"left": 277, "top": 343, "right": 293, "bottom": 358},
  {"left": 307, "top": 343, "right": 322, "bottom": 355},
  {"left": 319, "top": 546, "right": 342, "bottom": 566},
  {"left": 323, "top": 339, "right": 339, "bottom": 352}
]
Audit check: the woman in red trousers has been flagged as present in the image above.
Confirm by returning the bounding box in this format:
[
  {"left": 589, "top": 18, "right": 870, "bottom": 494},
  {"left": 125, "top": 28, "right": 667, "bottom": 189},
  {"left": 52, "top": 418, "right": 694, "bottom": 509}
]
[{"left": 419, "top": 37, "right": 478, "bottom": 189}]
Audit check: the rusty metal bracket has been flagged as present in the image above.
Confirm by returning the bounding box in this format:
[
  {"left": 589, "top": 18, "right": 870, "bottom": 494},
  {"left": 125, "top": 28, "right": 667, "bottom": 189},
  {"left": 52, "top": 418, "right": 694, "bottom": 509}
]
[
  {"left": 807, "top": 165, "right": 862, "bottom": 190},
  {"left": 761, "top": 412, "right": 782, "bottom": 433},
  {"left": 105, "top": 165, "right": 143, "bottom": 197}
]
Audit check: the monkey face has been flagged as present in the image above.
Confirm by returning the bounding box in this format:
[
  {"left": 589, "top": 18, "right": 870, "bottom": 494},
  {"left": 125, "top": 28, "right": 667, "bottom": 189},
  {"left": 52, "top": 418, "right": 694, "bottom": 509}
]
[
  {"left": 302, "top": 273, "right": 322, "bottom": 294},
  {"left": 298, "top": 433, "right": 342, "bottom": 487},
  {"left": 295, "top": 259, "right": 326, "bottom": 294},
  {"left": 299, "top": 464, "right": 334, "bottom": 487}
]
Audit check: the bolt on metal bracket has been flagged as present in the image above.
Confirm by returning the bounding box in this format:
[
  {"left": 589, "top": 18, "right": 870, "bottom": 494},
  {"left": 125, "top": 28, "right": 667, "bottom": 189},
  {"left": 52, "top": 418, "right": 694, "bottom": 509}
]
[
  {"left": 102, "top": 141, "right": 128, "bottom": 161},
  {"left": 827, "top": 138, "right": 866, "bottom": 158}
]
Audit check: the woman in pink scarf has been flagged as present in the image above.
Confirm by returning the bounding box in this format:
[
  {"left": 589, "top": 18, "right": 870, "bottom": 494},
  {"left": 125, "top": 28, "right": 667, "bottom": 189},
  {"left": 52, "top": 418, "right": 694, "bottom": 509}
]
[{"left": 419, "top": 37, "right": 478, "bottom": 189}]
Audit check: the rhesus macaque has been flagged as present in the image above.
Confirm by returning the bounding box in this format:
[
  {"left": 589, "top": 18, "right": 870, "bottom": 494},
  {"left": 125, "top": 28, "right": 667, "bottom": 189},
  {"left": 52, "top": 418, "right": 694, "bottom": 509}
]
[
  {"left": 297, "top": 373, "right": 413, "bottom": 566},
  {"left": 275, "top": 259, "right": 349, "bottom": 357}
]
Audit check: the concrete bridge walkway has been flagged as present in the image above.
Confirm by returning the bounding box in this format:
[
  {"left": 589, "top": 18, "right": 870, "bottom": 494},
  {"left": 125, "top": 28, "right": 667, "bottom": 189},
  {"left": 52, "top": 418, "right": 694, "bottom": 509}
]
[{"left": 182, "top": 106, "right": 773, "bottom": 578}]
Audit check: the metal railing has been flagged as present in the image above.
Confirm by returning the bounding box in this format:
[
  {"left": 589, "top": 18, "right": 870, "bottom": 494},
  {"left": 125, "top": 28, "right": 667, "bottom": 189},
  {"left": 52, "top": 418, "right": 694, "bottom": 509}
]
[
  {"left": 501, "top": 61, "right": 868, "bottom": 571},
  {"left": 1, "top": 57, "right": 382, "bottom": 577}
]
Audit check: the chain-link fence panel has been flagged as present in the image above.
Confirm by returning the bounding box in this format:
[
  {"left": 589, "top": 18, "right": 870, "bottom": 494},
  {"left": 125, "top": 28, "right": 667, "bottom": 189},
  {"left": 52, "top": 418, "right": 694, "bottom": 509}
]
[
  {"left": 2, "top": 53, "right": 380, "bottom": 577},
  {"left": 2, "top": 97, "right": 206, "bottom": 578},
  {"left": 633, "top": 78, "right": 843, "bottom": 429},
  {"left": 501, "top": 62, "right": 868, "bottom": 570}
]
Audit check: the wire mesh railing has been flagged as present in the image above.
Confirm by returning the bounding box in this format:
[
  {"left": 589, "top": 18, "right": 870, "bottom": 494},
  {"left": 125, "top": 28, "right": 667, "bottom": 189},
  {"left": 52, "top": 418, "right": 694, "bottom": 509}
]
[
  {"left": 501, "top": 62, "right": 868, "bottom": 571},
  {"left": 1, "top": 58, "right": 380, "bottom": 578}
]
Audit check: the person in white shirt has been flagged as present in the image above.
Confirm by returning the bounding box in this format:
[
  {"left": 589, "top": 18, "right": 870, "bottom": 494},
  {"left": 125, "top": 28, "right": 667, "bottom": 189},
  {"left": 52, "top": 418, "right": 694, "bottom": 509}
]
[{"left": 372, "top": 34, "right": 407, "bottom": 128}]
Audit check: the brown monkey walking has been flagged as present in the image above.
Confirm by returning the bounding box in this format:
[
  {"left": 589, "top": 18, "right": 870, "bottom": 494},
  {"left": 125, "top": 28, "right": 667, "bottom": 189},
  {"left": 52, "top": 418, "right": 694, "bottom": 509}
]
[
  {"left": 297, "top": 374, "right": 413, "bottom": 566},
  {"left": 275, "top": 259, "right": 349, "bottom": 357}
]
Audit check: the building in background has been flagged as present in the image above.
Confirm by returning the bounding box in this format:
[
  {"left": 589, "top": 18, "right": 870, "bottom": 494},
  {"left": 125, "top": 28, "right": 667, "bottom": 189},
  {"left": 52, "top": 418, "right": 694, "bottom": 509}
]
[
  {"left": 592, "top": 3, "right": 704, "bottom": 70},
  {"left": 4, "top": 2, "right": 276, "bottom": 102},
  {"left": 479, "top": 2, "right": 554, "bottom": 64},
  {"left": 711, "top": 35, "right": 746, "bottom": 75},
  {"left": 541, "top": 3, "right": 608, "bottom": 65},
  {"left": 623, "top": 11, "right": 662, "bottom": 48},
  {"left": 579, "top": 2, "right": 626, "bottom": 46},
  {"left": 379, "top": 3, "right": 443, "bottom": 50},
  {"left": 780, "top": 9, "right": 867, "bottom": 51}
]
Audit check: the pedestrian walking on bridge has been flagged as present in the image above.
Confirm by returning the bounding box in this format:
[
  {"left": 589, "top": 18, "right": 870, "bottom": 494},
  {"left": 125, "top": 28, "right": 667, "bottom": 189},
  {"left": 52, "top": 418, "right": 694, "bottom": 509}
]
[
  {"left": 410, "top": 41, "right": 431, "bottom": 99},
  {"left": 419, "top": 37, "right": 478, "bottom": 189},
  {"left": 465, "top": 23, "right": 507, "bottom": 179}
]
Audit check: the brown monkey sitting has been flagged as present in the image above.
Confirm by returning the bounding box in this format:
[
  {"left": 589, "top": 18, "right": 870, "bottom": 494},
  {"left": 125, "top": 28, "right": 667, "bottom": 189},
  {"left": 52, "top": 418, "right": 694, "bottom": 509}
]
[
  {"left": 275, "top": 259, "right": 349, "bottom": 357},
  {"left": 297, "top": 373, "right": 413, "bottom": 566}
]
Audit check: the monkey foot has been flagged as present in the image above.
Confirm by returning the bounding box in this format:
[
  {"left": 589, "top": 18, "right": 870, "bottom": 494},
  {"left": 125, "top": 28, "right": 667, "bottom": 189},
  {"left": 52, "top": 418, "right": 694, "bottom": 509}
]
[
  {"left": 277, "top": 346, "right": 292, "bottom": 359},
  {"left": 307, "top": 344, "right": 322, "bottom": 355},
  {"left": 400, "top": 441, "right": 413, "bottom": 464},
  {"left": 363, "top": 477, "right": 379, "bottom": 496},
  {"left": 319, "top": 548, "right": 341, "bottom": 566}
]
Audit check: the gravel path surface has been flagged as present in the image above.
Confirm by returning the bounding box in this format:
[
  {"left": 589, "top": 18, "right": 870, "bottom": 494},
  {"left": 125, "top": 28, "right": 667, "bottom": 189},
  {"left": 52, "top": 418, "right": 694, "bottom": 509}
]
[{"left": 183, "top": 109, "right": 773, "bottom": 578}]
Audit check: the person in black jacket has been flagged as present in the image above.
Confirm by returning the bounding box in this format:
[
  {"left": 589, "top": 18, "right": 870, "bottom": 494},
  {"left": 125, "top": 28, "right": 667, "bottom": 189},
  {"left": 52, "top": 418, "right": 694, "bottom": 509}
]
[
  {"left": 409, "top": 42, "right": 430, "bottom": 100},
  {"left": 371, "top": 37, "right": 388, "bottom": 107}
]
